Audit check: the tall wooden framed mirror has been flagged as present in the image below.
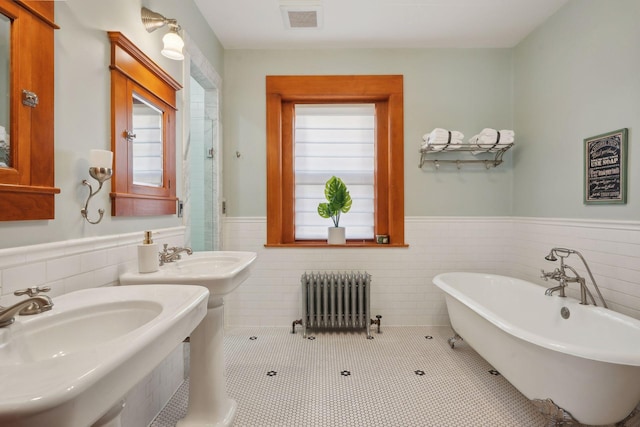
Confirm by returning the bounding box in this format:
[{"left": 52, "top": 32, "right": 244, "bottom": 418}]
[
  {"left": 108, "top": 31, "right": 181, "bottom": 216},
  {"left": 0, "top": 0, "right": 59, "bottom": 221}
]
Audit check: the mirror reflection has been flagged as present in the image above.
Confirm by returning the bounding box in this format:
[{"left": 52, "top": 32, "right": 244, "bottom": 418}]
[
  {"left": 132, "top": 93, "right": 164, "bottom": 187},
  {"left": 0, "top": 13, "right": 10, "bottom": 168}
]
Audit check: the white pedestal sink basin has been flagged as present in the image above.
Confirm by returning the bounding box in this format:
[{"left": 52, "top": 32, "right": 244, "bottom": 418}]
[
  {"left": 0, "top": 284, "right": 208, "bottom": 427},
  {"left": 120, "top": 251, "right": 257, "bottom": 427},
  {"left": 120, "top": 251, "right": 257, "bottom": 301}
]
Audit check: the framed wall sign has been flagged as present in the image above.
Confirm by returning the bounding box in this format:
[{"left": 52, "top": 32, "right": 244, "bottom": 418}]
[{"left": 584, "top": 128, "right": 628, "bottom": 204}]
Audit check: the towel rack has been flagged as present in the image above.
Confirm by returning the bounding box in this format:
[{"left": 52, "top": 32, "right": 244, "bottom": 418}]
[{"left": 418, "top": 143, "right": 513, "bottom": 169}]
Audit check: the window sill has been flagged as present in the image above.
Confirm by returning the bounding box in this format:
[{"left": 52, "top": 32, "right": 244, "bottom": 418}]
[{"left": 264, "top": 241, "right": 408, "bottom": 248}]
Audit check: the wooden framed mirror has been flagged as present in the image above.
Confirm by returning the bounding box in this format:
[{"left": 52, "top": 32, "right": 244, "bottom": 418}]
[
  {"left": 108, "top": 31, "right": 181, "bottom": 216},
  {"left": 0, "top": 0, "right": 59, "bottom": 221}
]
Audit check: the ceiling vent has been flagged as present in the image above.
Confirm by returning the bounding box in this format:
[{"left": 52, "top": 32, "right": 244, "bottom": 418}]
[{"left": 280, "top": 1, "right": 323, "bottom": 29}]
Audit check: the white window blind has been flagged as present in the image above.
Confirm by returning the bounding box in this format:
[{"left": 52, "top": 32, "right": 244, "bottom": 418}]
[{"left": 294, "top": 104, "right": 375, "bottom": 240}]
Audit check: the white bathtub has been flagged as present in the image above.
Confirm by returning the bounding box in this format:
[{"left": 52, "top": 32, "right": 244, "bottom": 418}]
[{"left": 434, "top": 272, "right": 640, "bottom": 426}]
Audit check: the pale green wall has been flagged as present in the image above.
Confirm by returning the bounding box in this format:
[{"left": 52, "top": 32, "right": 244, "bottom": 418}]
[
  {"left": 4, "top": 0, "right": 636, "bottom": 250},
  {"left": 513, "top": 0, "right": 640, "bottom": 219},
  {"left": 0, "top": 0, "right": 223, "bottom": 249},
  {"left": 223, "top": 48, "right": 514, "bottom": 217}
]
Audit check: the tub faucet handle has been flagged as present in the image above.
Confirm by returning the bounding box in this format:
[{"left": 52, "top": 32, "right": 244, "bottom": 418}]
[
  {"left": 540, "top": 269, "right": 548, "bottom": 281},
  {"left": 540, "top": 269, "right": 556, "bottom": 281},
  {"left": 541, "top": 268, "right": 562, "bottom": 281}
]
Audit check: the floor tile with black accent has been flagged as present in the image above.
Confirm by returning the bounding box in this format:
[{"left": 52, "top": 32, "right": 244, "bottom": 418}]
[{"left": 150, "top": 326, "right": 619, "bottom": 427}]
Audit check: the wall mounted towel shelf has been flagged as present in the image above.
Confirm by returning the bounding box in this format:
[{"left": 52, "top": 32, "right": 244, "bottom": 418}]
[{"left": 418, "top": 143, "right": 513, "bottom": 169}]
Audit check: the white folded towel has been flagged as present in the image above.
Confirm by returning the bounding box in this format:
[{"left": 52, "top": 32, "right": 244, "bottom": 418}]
[
  {"left": 430, "top": 128, "right": 464, "bottom": 140},
  {"left": 421, "top": 128, "right": 464, "bottom": 151},
  {"left": 469, "top": 128, "right": 515, "bottom": 151},
  {"left": 469, "top": 134, "right": 514, "bottom": 146},
  {"left": 479, "top": 128, "right": 514, "bottom": 138},
  {"left": 422, "top": 136, "right": 463, "bottom": 151}
]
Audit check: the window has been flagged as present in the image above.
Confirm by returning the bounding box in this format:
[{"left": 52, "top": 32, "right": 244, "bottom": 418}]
[
  {"left": 266, "top": 75, "right": 405, "bottom": 247},
  {"left": 294, "top": 104, "right": 375, "bottom": 240}
]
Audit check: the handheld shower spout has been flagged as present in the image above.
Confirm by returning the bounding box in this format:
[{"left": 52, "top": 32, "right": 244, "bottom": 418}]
[{"left": 544, "top": 250, "right": 557, "bottom": 262}]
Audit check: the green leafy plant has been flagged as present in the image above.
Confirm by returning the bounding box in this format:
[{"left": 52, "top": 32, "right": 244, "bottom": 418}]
[{"left": 317, "top": 176, "right": 352, "bottom": 227}]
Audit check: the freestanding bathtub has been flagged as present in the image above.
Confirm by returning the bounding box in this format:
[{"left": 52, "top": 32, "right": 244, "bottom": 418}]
[{"left": 433, "top": 272, "right": 640, "bottom": 426}]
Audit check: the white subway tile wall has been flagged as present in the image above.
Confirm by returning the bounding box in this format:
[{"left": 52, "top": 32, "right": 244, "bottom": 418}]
[
  {"left": 512, "top": 218, "right": 640, "bottom": 319},
  {"left": 0, "top": 227, "right": 186, "bottom": 305},
  {"left": 2, "top": 219, "right": 638, "bottom": 323},
  {"left": 222, "top": 217, "right": 510, "bottom": 327},
  {"left": 120, "top": 344, "right": 187, "bottom": 427},
  {"left": 222, "top": 217, "right": 640, "bottom": 327}
]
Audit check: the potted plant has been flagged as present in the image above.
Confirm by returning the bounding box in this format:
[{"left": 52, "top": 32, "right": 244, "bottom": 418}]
[{"left": 317, "top": 176, "right": 352, "bottom": 244}]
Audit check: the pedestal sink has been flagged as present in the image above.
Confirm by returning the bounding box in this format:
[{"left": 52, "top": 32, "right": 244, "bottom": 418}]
[
  {"left": 0, "top": 285, "right": 208, "bottom": 427},
  {"left": 119, "top": 251, "right": 257, "bottom": 427}
]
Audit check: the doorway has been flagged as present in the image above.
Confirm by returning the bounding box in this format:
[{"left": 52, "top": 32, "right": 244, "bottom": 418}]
[{"left": 183, "top": 39, "right": 222, "bottom": 251}]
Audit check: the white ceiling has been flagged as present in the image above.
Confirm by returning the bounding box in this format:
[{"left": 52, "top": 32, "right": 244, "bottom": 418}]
[{"left": 193, "top": 0, "right": 569, "bottom": 50}]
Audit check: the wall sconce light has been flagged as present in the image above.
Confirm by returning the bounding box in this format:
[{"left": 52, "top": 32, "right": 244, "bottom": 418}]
[
  {"left": 81, "top": 149, "right": 113, "bottom": 225},
  {"left": 141, "top": 7, "right": 184, "bottom": 61}
]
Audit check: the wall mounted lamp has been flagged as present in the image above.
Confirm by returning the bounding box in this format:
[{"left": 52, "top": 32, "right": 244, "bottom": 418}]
[
  {"left": 81, "top": 149, "right": 113, "bottom": 225},
  {"left": 141, "top": 7, "right": 184, "bottom": 61}
]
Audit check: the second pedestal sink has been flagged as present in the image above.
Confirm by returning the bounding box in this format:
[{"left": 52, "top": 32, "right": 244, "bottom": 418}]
[
  {"left": 120, "top": 251, "right": 257, "bottom": 302},
  {"left": 119, "top": 250, "right": 257, "bottom": 427}
]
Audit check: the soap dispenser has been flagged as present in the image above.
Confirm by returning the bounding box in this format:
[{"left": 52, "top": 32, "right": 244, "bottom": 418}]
[{"left": 138, "top": 230, "right": 159, "bottom": 273}]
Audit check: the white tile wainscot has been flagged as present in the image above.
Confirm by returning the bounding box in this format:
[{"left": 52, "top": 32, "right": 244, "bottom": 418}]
[
  {"left": 222, "top": 216, "right": 640, "bottom": 328},
  {"left": 222, "top": 217, "right": 514, "bottom": 327},
  {"left": 511, "top": 217, "right": 640, "bottom": 320}
]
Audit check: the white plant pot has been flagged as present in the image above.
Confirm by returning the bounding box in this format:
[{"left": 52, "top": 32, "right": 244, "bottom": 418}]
[{"left": 328, "top": 227, "right": 346, "bottom": 245}]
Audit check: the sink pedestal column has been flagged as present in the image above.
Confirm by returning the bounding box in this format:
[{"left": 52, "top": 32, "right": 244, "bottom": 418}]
[{"left": 177, "top": 297, "right": 236, "bottom": 427}]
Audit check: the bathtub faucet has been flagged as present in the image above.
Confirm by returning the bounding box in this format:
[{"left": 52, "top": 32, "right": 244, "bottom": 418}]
[
  {"left": 542, "top": 248, "right": 608, "bottom": 308},
  {"left": 540, "top": 268, "right": 567, "bottom": 297}
]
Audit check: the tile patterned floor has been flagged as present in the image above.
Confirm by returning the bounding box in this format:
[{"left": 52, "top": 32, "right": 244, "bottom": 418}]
[{"left": 151, "top": 326, "right": 637, "bottom": 427}]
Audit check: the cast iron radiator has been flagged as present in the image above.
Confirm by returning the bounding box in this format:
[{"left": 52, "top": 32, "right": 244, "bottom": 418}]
[{"left": 292, "top": 271, "right": 381, "bottom": 338}]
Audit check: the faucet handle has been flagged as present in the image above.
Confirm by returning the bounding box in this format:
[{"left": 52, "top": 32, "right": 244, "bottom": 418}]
[
  {"left": 14, "top": 286, "right": 51, "bottom": 297},
  {"left": 13, "top": 287, "right": 53, "bottom": 316},
  {"left": 540, "top": 269, "right": 550, "bottom": 281}
]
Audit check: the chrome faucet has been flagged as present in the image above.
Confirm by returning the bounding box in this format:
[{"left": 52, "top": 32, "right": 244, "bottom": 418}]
[
  {"left": 541, "top": 248, "right": 608, "bottom": 308},
  {"left": 159, "top": 244, "right": 193, "bottom": 265},
  {"left": 13, "top": 285, "right": 53, "bottom": 310},
  {"left": 541, "top": 268, "right": 566, "bottom": 297},
  {"left": 0, "top": 287, "right": 53, "bottom": 328}
]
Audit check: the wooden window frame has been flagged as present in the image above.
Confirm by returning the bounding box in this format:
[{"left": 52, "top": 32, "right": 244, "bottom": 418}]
[
  {"left": 266, "top": 75, "right": 405, "bottom": 247},
  {"left": 108, "top": 31, "right": 181, "bottom": 216}
]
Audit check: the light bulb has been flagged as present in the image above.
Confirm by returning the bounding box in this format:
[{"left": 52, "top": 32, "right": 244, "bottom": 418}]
[{"left": 161, "top": 30, "right": 184, "bottom": 60}]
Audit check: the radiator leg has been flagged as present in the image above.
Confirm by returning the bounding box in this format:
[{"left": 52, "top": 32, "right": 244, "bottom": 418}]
[
  {"left": 370, "top": 315, "right": 382, "bottom": 335},
  {"left": 448, "top": 333, "right": 463, "bottom": 349},
  {"left": 291, "top": 319, "right": 302, "bottom": 334}
]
